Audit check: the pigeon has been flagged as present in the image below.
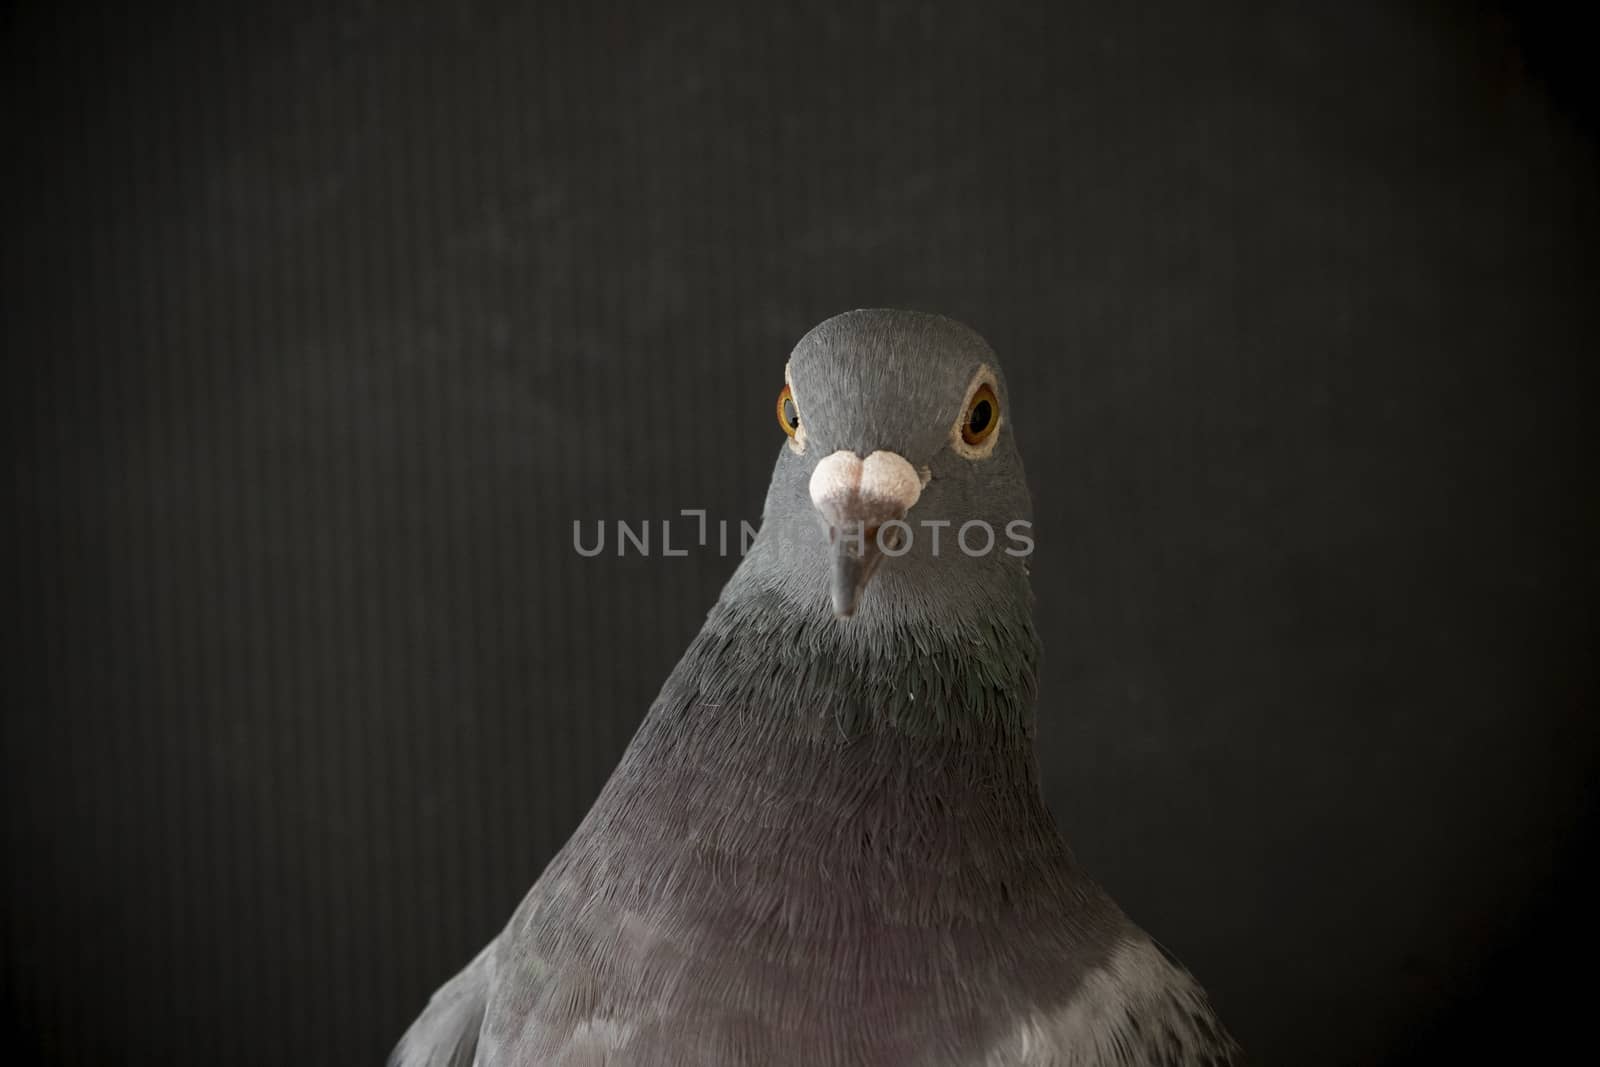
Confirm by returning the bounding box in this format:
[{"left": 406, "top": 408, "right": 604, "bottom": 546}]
[{"left": 391, "top": 309, "right": 1241, "bottom": 1066}]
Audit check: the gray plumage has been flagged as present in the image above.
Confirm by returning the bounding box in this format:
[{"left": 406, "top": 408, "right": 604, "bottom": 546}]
[{"left": 391, "top": 310, "right": 1241, "bottom": 1066}]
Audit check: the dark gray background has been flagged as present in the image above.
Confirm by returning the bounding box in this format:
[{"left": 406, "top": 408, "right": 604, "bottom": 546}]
[{"left": 4, "top": 2, "right": 1595, "bottom": 1064}]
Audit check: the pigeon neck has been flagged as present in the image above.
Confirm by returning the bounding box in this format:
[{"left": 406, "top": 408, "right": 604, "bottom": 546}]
[
  {"left": 582, "top": 579, "right": 1069, "bottom": 920},
  {"left": 679, "top": 575, "right": 1042, "bottom": 743}
]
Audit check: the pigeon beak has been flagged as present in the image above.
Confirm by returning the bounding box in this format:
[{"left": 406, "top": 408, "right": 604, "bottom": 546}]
[{"left": 809, "top": 450, "right": 923, "bottom": 619}]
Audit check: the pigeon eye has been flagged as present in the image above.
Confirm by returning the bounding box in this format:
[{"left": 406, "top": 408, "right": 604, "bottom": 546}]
[
  {"left": 776, "top": 384, "right": 801, "bottom": 438},
  {"left": 961, "top": 383, "right": 1000, "bottom": 446}
]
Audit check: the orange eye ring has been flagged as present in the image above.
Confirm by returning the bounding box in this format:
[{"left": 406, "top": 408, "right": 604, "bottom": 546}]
[
  {"left": 961, "top": 382, "right": 1000, "bottom": 445},
  {"left": 776, "top": 384, "right": 801, "bottom": 437}
]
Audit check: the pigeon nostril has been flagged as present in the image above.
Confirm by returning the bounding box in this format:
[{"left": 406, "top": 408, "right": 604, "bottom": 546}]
[{"left": 809, "top": 449, "right": 922, "bottom": 530}]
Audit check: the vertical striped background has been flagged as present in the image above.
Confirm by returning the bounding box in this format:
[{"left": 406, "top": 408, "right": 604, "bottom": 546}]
[{"left": 3, "top": 3, "right": 1595, "bottom": 1063}]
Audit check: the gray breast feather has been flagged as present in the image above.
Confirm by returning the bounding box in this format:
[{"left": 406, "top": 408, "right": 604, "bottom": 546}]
[
  {"left": 389, "top": 943, "right": 494, "bottom": 1067},
  {"left": 985, "top": 937, "right": 1242, "bottom": 1066},
  {"left": 404, "top": 932, "right": 1238, "bottom": 1066}
]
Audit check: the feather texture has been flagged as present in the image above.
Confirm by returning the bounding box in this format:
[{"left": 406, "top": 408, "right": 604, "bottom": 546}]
[
  {"left": 389, "top": 945, "right": 492, "bottom": 1067},
  {"left": 390, "top": 310, "right": 1241, "bottom": 1064}
]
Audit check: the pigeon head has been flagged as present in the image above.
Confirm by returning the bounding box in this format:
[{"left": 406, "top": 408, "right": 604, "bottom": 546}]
[{"left": 756, "top": 309, "right": 1033, "bottom": 621}]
